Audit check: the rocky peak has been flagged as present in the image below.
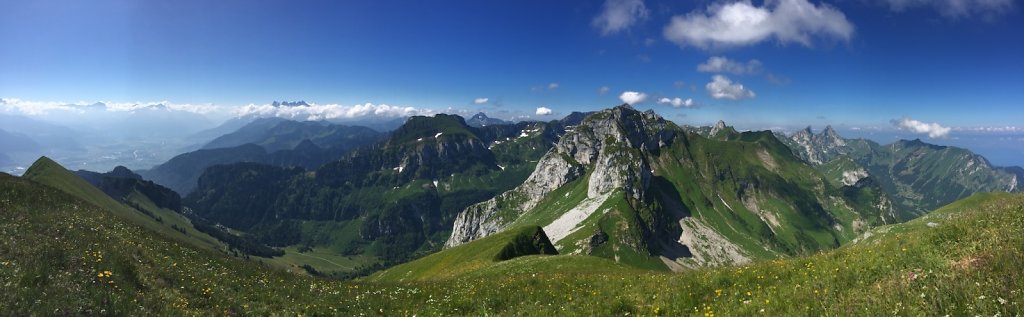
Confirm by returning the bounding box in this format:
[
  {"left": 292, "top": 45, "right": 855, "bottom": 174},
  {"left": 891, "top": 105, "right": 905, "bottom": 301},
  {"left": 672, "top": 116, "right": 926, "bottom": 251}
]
[
  {"left": 465, "top": 112, "right": 510, "bottom": 127},
  {"left": 446, "top": 104, "right": 676, "bottom": 247},
  {"left": 780, "top": 125, "right": 849, "bottom": 165},
  {"left": 818, "top": 125, "right": 845, "bottom": 146},
  {"left": 799, "top": 126, "right": 813, "bottom": 135},
  {"left": 384, "top": 114, "right": 496, "bottom": 180},
  {"left": 822, "top": 125, "right": 837, "bottom": 136},
  {"left": 710, "top": 120, "right": 728, "bottom": 136}
]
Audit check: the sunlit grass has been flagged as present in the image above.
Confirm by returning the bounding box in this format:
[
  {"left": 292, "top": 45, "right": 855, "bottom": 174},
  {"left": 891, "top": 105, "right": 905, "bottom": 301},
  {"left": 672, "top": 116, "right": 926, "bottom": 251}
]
[{"left": 2, "top": 171, "right": 1022, "bottom": 315}]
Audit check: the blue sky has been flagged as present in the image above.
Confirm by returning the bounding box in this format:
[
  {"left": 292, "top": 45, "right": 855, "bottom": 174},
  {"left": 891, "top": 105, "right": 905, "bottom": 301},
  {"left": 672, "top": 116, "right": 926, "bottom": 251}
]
[{"left": 1, "top": 0, "right": 1022, "bottom": 155}]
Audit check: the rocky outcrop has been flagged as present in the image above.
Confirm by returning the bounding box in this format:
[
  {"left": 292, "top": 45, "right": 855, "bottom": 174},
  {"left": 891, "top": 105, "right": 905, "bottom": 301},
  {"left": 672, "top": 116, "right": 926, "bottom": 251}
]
[
  {"left": 445, "top": 105, "right": 672, "bottom": 248},
  {"left": 445, "top": 152, "right": 584, "bottom": 247},
  {"left": 783, "top": 125, "right": 848, "bottom": 165}
]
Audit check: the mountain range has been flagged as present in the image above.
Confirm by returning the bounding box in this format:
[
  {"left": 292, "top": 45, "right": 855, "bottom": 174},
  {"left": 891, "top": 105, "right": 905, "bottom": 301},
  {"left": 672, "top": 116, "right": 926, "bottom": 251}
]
[
  {"left": 107, "top": 104, "right": 1021, "bottom": 276},
  {"left": 2, "top": 125, "right": 1021, "bottom": 315}
]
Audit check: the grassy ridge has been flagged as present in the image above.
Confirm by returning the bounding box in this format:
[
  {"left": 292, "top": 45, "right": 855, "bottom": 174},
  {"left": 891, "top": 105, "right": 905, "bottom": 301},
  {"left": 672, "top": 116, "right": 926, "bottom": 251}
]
[
  {"left": 22, "top": 157, "right": 227, "bottom": 253},
  {"left": 2, "top": 166, "right": 1022, "bottom": 315},
  {"left": 368, "top": 226, "right": 558, "bottom": 282}
]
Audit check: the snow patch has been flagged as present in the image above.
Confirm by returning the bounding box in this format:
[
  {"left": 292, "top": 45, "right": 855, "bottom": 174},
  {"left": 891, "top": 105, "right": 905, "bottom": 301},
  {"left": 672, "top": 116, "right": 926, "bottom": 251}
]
[
  {"left": 416, "top": 137, "right": 423, "bottom": 142},
  {"left": 432, "top": 180, "right": 439, "bottom": 188},
  {"left": 543, "top": 193, "right": 611, "bottom": 245},
  {"left": 435, "top": 132, "right": 443, "bottom": 138}
]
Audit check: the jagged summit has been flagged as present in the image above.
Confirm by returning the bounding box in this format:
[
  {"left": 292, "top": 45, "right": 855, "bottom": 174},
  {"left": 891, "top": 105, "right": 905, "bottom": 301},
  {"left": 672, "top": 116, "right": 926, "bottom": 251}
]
[
  {"left": 781, "top": 125, "right": 848, "bottom": 165},
  {"left": 798, "top": 125, "right": 813, "bottom": 136},
  {"left": 447, "top": 105, "right": 677, "bottom": 250},
  {"left": 446, "top": 104, "right": 899, "bottom": 270},
  {"left": 465, "top": 112, "right": 510, "bottom": 127},
  {"left": 710, "top": 120, "right": 728, "bottom": 135}
]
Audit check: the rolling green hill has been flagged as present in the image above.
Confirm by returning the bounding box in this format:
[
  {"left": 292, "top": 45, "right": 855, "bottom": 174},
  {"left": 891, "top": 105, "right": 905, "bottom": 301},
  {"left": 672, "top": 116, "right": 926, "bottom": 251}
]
[
  {"left": 4, "top": 168, "right": 1020, "bottom": 315},
  {"left": 22, "top": 157, "right": 227, "bottom": 254},
  {"left": 368, "top": 226, "right": 559, "bottom": 281}
]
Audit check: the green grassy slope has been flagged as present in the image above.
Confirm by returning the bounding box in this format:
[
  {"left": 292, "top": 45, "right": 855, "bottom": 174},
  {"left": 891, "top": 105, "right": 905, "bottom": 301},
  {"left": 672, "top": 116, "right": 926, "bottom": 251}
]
[
  {"left": 368, "top": 226, "right": 558, "bottom": 282},
  {"left": 1, "top": 169, "right": 1022, "bottom": 315},
  {"left": 22, "top": 157, "right": 226, "bottom": 253}
]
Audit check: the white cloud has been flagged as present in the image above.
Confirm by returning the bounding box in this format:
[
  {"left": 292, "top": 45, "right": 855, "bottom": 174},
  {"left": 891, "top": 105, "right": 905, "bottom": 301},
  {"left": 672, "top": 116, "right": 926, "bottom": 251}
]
[
  {"left": 0, "top": 98, "right": 217, "bottom": 115},
  {"left": 663, "top": 0, "right": 854, "bottom": 49},
  {"left": 705, "top": 75, "right": 755, "bottom": 100},
  {"left": 535, "top": 107, "right": 553, "bottom": 116},
  {"left": 697, "top": 56, "right": 763, "bottom": 75},
  {"left": 1, "top": 98, "right": 83, "bottom": 115},
  {"left": 657, "top": 97, "right": 697, "bottom": 108},
  {"left": 880, "top": 0, "right": 1013, "bottom": 18},
  {"left": 598, "top": 86, "right": 611, "bottom": 95},
  {"left": 1, "top": 98, "right": 439, "bottom": 122},
  {"left": 891, "top": 117, "right": 952, "bottom": 138},
  {"left": 954, "top": 126, "right": 1023, "bottom": 133},
  {"left": 592, "top": 0, "right": 650, "bottom": 36},
  {"left": 474, "top": 97, "right": 489, "bottom": 104},
  {"left": 548, "top": 82, "right": 560, "bottom": 90},
  {"left": 619, "top": 91, "right": 648, "bottom": 104},
  {"left": 234, "top": 102, "right": 433, "bottom": 121}
]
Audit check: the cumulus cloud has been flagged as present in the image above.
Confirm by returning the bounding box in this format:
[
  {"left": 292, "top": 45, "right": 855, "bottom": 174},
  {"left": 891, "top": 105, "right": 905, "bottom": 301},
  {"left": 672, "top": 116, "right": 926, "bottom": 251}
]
[
  {"left": 592, "top": 0, "right": 650, "bottom": 36},
  {"left": 598, "top": 86, "right": 611, "bottom": 95},
  {"left": 891, "top": 117, "right": 952, "bottom": 138},
  {"left": 705, "top": 75, "right": 755, "bottom": 100},
  {"left": 657, "top": 97, "right": 697, "bottom": 108},
  {"left": 234, "top": 102, "right": 433, "bottom": 121},
  {"left": 619, "top": 91, "right": 648, "bottom": 104},
  {"left": 548, "top": 82, "right": 560, "bottom": 90},
  {"left": 0, "top": 98, "right": 217, "bottom": 116},
  {"left": 535, "top": 107, "right": 553, "bottom": 116},
  {"left": 663, "top": 0, "right": 854, "bottom": 50},
  {"left": 955, "top": 126, "right": 1024, "bottom": 133},
  {"left": 474, "top": 97, "right": 489, "bottom": 104},
  {"left": 1, "top": 98, "right": 83, "bottom": 115},
  {"left": 697, "top": 56, "right": 763, "bottom": 75},
  {"left": 880, "top": 0, "right": 1013, "bottom": 18}
]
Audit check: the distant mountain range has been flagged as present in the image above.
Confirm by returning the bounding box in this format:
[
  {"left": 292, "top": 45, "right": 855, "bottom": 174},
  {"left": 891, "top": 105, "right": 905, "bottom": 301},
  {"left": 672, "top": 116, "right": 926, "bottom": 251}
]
[
  {"left": 139, "top": 118, "right": 386, "bottom": 195},
  {"left": 124, "top": 104, "right": 1020, "bottom": 275},
  {"left": 777, "top": 126, "right": 1020, "bottom": 218}
]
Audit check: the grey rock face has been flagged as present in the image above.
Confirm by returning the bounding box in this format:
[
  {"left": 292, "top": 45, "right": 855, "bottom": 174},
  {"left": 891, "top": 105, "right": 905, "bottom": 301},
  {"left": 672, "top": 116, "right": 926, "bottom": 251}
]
[
  {"left": 444, "top": 152, "right": 584, "bottom": 247},
  {"left": 445, "top": 105, "right": 672, "bottom": 247},
  {"left": 781, "top": 125, "right": 848, "bottom": 165}
]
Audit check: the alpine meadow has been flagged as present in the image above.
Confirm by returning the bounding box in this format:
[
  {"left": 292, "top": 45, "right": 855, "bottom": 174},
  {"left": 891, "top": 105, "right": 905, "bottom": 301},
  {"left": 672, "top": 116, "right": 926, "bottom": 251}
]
[{"left": 1, "top": 0, "right": 1022, "bottom": 316}]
